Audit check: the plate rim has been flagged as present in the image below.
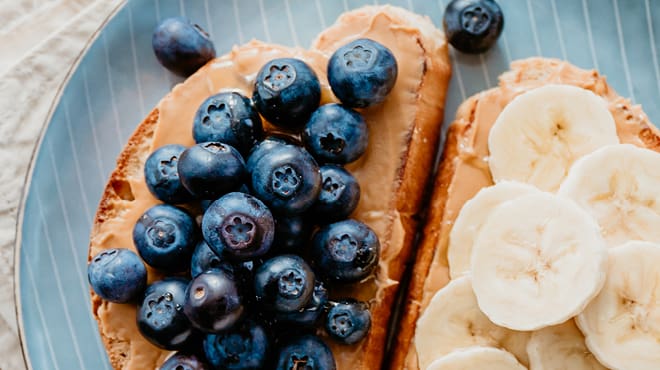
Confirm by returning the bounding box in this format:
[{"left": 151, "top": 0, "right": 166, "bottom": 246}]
[{"left": 12, "top": 1, "right": 128, "bottom": 368}]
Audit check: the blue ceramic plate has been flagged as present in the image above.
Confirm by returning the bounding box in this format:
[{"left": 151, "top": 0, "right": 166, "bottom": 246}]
[{"left": 16, "top": 0, "right": 660, "bottom": 369}]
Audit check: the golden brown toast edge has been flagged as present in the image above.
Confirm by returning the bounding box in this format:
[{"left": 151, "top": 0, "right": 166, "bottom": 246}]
[
  {"left": 88, "top": 5, "right": 452, "bottom": 369},
  {"left": 392, "top": 57, "right": 660, "bottom": 370}
]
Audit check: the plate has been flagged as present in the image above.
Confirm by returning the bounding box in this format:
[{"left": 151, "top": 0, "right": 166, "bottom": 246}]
[{"left": 15, "top": 0, "right": 660, "bottom": 369}]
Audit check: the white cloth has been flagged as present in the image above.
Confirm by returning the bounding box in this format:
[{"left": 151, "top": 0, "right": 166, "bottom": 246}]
[{"left": 0, "top": 1, "right": 123, "bottom": 368}]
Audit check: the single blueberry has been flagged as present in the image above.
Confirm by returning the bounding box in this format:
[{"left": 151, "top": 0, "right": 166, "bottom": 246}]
[
  {"left": 193, "top": 92, "right": 263, "bottom": 155},
  {"left": 324, "top": 300, "right": 371, "bottom": 344},
  {"left": 152, "top": 17, "right": 216, "bottom": 77},
  {"left": 250, "top": 144, "right": 321, "bottom": 215},
  {"left": 202, "top": 192, "right": 275, "bottom": 260},
  {"left": 309, "top": 165, "right": 360, "bottom": 223},
  {"left": 327, "top": 38, "right": 397, "bottom": 108},
  {"left": 190, "top": 240, "right": 234, "bottom": 278},
  {"left": 183, "top": 270, "right": 243, "bottom": 333},
  {"left": 87, "top": 248, "right": 147, "bottom": 303},
  {"left": 144, "top": 144, "right": 194, "bottom": 204},
  {"left": 254, "top": 255, "right": 315, "bottom": 313},
  {"left": 133, "top": 204, "right": 197, "bottom": 272},
  {"left": 302, "top": 104, "right": 368, "bottom": 164},
  {"left": 161, "top": 352, "right": 211, "bottom": 370},
  {"left": 253, "top": 58, "right": 321, "bottom": 130},
  {"left": 273, "top": 215, "right": 312, "bottom": 253},
  {"left": 443, "top": 0, "right": 504, "bottom": 53},
  {"left": 203, "top": 320, "right": 269, "bottom": 369},
  {"left": 310, "top": 219, "right": 379, "bottom": 283},
  {"left": 137, "top": 278, "right": 196, "bottom": 350},
  {"left": 275, "top": 280, "right": 328, "bottom": 327},
  {"left": 246, "top": 135, "right": 300, "bottom": 173},
  {"left": 276, "top": 335, "right": 336, "bottom": 370},
  {"left": 178, "top": 142, "right": 246, "bottom": 199}
]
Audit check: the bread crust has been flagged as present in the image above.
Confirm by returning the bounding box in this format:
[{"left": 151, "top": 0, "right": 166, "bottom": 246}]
[
  {"left": 88, "top": 5, "right": 450, "bottom": 369},
  {"left": 392, "top": 57, "right": 660, "bottom": 370}
]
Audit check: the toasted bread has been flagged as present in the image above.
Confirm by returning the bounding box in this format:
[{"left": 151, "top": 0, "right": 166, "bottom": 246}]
[
  {"left": 393, "top": 57, "right": 660, "bottom": 369},
  {"left": 88, "top": 5, "right": 451, "bottom": 370}
]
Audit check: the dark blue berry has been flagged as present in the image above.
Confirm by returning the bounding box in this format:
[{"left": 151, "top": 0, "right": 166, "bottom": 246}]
[
  {"left": 133, "top": 204, "right": 197, "bottom": 272},
  {"left": 273, "top": 215, "right": 312, "bottom": 253},
  {"left": 310, "top": 219, "right": 379, "bottom": 283},
  {"left": 246, "top": 136, "right": 299, "bottom": 173},
  {"left": 144, "top": 144, "right": 194, "bottom": 204},
  {"left": 152, "top": 17, "right": 216, "bottom": 77},
  {"left": 203, "top": 320, "right": 269, "bottom": 369},
  {"left": 302, "top": 104, "right": 368, "bottom": 164},
  {"left": 193, "top": 92, "right": 263, "bottom": 155},
  {"left": 276, "top": 335, "right": 336, "bottom": 370},
  {"left": 253, "top": 58, "right": 321, "bottom": 130},
  {"left": 327, "top": 38, "right": 397, "bottom": 108},
  {"left": 202, "top": 192, "right": 274, "bottom": 260},
  {"left": 254, "top": 255, "right": 315, "bottom": 313},
  {"left": 87, "top": 248, "right": 147, "bottom": 303},
  {"left": 190, "top": 240, "right": 234, "bottom": 278},
  {"left": 443, "top": 0, "right": 504, "bottom": 54},
  {"left": 161, "top": 352, "right": 210, "bottom": 370},
  {"left": 184, "top": 270, "right": 243, "bottom": 333},
  {"left": 310, "top": 165, "right": 360, "bottom": 223},
  {"left": 249, "top": 144, "right": 321, "bottom": 215},
  {"left": 178, "top": 142, "right": 246, "bottom": 199},
  {"left": 324, "top": 300, "right": 371, "bottom": 344},
  {"left": 137, "top": 278, "right": 196, "bottom": 350},
  {"left": 275, "top": 280, "right": 328, "bottom": 327}
]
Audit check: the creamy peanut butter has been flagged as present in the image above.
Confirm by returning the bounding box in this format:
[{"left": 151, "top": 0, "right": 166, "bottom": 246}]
[
  {"left": 410, "top": 58, "right": 658, "bottom": 369},
  {"left": 90, "top": 6, "right": 449, "bottom": 369}
]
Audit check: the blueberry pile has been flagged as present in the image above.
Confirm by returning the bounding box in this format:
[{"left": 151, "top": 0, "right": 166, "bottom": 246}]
[{"left": 89, "top": 20, "right": 398, "bottom": 370}]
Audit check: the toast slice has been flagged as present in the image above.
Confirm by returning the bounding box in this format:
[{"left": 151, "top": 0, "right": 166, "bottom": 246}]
[
  {"left": 88, "top": 5, "right": 451, "bottom": 370},
  {"left": 392, "top": 57, "right": 660, "bottom": 369}
]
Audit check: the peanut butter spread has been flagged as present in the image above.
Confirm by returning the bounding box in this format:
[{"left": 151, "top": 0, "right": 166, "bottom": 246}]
[
  {"left": 409, "top": 58, "right": 659, "bottom": 369},
  {"left": 89, "top": 6, "right": 450, "bottom": 369}
]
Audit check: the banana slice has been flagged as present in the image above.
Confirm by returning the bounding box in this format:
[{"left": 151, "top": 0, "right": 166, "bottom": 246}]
[
  {"left": 577, "top": 241, "right": 660, "bottom": 370},
  {"left": 558, "top": 144, "right": 660, "bottom": 247},
  {"left": 448, "top": 181, "right": 540, "bottom": 279},
  {"left": 471, "top": 192, "right": 607, "bottom": 331},
  {"left": 415, "top": 276, "right": 530, "bottom": 369},
  {"left": 488, "top": 84, "right": 618, "bottom": 192},
  {"left": 427, "top": 347, "right": 526, "bottom": 370},
  {"left": 527, "top": 319, "right": 606, "bottom": 370}
]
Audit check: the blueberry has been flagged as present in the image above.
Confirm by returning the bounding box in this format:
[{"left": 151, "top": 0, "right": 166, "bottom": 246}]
[
  {"left": 273, "top": 215, "right": 312, "bottom": 253},
  {"left": 202, "top": 192, "right": 274, "bottom": 260},
  {"left": 275, "top": 280, "right": 328, "bottom": 327},
  {"left": 204, "top": 320, "right": 269, "bottom": 369},
  {"left": 152, "top": 17, "right": 216, "bottom": 77},
  {"left": 87, "top": 248, "right": 147, "bottom": 303},
  {"left": 178, "top": 142, "right": 246, "bottom": 199},
  {"left": 161, "top": 352, "right": 210, "bottom": 370},
  {"left": 276, "top": 335, "right": 336, "bottom": 370},
  {"left": 190, "top": 240, "right": 234, "bottom": 278},
  {"left": 254, "top": 255, "right": 315, "bottom": 312},
  {"left": 246, "top": 136, "right": 299, "bottom": 173},
  {"left": 310, "top": 165, "right": 360, "bottom": 223},
  {"left": 193, "top": 92, "right": 263, "bottom": 155},
  {"left": 443, "top": 0, "right": 504, "bottom": 54},
  {"left": 324, "top": 300, "right": 371, "bottom": 344},
  {"left": 327, "top": 38, "right": 397, "bottom": 108},
  {"left": 184, "top": 270, "right": 243, "bottom": 333},
  {"left": 144, "top": 144, "right": 194, "bottom": 204},
  {"left": 310, "top": 219, "right": 379, "bottom": 283},
  {"left": 133, "top": 204, "right": 197, "bottom": 272},
  {"left": 253, "top": 58, "right": 321, "bottom": 130},
  {"left": 137, "top": 278, "right": 196, "bottom": 350},
  {"left": 250, "top": 144, "right": 321, "bottom": 215},
  {"left": 302, "top": 104, "right": 368, "bottom": 164}
]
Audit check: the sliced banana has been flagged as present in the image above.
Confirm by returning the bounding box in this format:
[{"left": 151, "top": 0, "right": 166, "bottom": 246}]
[
  {"left": 577, "top": 241, "right": 660, "bottom": 370},
  {"left": 488, "top": 84, "right": 619, "bottom": 192},
  {"left": 527, "top": 319, "right": 606, "bottom": 370},
  {"left": 427, "top": 347, "right": 526, "bottom": 370},
  {"left": 558, "top": 144, "right": 660, "bottom": 247},
  {"left": 415, "top": 276, "right": 530, "bottom": 369},
  {"left": 448, "top": 181, "right": 540, "bottom": 279},
  {"left": 471, "top": 192, "right": 608, "bottom": 331}
]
